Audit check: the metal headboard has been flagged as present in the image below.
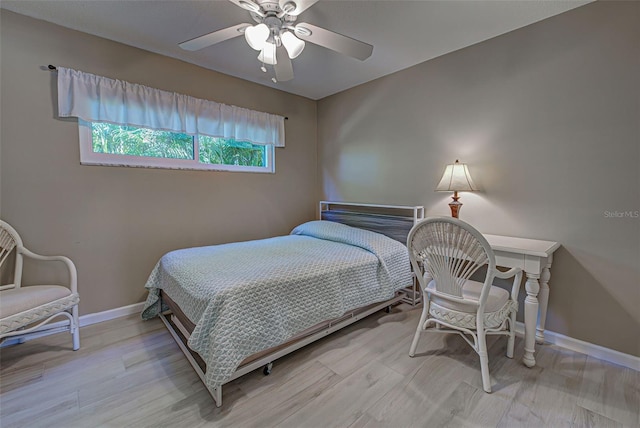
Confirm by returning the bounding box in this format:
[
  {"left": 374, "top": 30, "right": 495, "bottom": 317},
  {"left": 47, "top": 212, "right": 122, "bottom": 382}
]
[{"left": 319, "top": 201, "right": 424, "bottom": 245}]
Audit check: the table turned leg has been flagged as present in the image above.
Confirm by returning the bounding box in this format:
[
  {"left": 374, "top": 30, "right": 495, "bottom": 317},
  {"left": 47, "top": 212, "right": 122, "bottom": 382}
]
[
  {"left": 536, "top": 256, "right": 553, "bottom": 344},
  {"left": 523, "top": 273, "right": 540, "bottom": 368}
]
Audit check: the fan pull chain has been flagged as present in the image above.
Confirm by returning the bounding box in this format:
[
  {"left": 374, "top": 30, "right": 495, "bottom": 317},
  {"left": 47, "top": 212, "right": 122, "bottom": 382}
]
[{"left": 271, "top": 41, "right": 278, "bottom": 83}]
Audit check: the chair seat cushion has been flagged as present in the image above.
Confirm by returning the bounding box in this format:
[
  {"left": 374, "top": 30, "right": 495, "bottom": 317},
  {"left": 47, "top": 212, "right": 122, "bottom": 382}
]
[
  {"left": 0, "top": 286, "right": 79, "bottom": 334},
  {"left": 426, "top": 279, "right": 510, "bottom": 313},
  {"left": 426, "top": 279, "right": 516, "bottom": 329}
]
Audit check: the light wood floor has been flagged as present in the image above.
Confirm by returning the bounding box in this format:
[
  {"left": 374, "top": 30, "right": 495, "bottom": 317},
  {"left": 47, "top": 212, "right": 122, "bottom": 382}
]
[{"left": 1, "top": 305, "right": 638, "bottom": 428}]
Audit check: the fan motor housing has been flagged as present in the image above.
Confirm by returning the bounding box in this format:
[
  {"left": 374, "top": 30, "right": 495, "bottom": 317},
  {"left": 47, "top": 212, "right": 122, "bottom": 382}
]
[{"left": 250, "top": 0, "right": 298, "bottom": 24}]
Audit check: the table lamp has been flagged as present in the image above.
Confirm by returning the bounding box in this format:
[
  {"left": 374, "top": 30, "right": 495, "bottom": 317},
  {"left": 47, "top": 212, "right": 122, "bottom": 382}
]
[{"left": 435, "top": 159, "right": 477, "bottom": 218}]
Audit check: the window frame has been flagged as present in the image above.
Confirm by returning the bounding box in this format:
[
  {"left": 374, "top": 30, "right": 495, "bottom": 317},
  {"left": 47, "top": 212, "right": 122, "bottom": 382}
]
[{"left": 78, "top": 120, "right": 275, "bottom": 173}]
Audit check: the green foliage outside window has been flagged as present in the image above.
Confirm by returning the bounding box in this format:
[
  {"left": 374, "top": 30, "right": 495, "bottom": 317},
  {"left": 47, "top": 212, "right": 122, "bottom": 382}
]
[
  {"left": 91, "top": 122, "right": 267, "bottom": 167},
  {"left": 92, "top": 122, "right": 193, "bottom": 159},
  {"left": 199, "top": 136, "right": 266, "bottom": 167}
]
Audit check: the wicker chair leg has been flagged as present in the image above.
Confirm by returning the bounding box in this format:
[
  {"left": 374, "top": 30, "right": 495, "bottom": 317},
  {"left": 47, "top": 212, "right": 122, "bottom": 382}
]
[
  {"left": 478, "top": 331, "right": 492, "bottom": 393},
  {"left": 506, "top": 312, "right": 516, "bottom": 359},
  {"left": 71, "top": 304, "right": 80, "bottom": 351},
  {"left": 409, "top": 299, "right": 429, "bottom": 357}
]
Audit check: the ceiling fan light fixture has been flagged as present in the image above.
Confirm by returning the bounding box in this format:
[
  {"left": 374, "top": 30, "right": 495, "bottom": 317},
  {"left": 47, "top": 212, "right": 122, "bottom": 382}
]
[
  {"left": 245, "top": 23, "right": 269, "bottom": 51},
  {"left": 238, "top": 0, "right": 261, "bottom": 12},
  {"left": 281, "top": 30, "right": 305, "bottom": 59},
  {"left": 258, "top": 42, "right": 277, "bottom": 65},
  {"left": 281, "top": 1, "right": 296, "bottom": 14},
  {"left": 294, "top": 25, "right": 312, "bottom": 37}
]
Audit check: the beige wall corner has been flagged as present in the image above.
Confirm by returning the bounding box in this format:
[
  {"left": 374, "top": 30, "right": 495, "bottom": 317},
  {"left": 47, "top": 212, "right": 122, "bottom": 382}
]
[{"left": 317, "top": 1, "right": 640, "bottom": 356}]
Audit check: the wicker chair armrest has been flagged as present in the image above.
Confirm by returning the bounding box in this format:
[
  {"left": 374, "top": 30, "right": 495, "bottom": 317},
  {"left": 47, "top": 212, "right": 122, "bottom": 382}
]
[
  {"left": 494, "top": 267, "right": 523, "bottom": 302},
  {"left": 20, "top": 248, "right": 78, "bottom": 294},
  {"left": 494, "top": 267, "right": 521, "bottom": 279}
]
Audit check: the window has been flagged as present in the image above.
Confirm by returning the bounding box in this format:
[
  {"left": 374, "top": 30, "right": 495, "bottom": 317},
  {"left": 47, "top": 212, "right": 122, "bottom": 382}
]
[
  {"left": 58, "top": 67, "right": 284, "bottom": 174},
  {"left": 79, "top": 121, "right": 274, "bottom": 173}
]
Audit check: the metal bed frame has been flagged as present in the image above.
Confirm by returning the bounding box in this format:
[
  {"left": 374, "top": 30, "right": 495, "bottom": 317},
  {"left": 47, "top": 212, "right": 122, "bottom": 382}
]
[
  {"left": 159, "top": 201, "right": 424, "bottom": 407},
  {"left": 160, "top": 293, "right": 404, "bottom": 406}
]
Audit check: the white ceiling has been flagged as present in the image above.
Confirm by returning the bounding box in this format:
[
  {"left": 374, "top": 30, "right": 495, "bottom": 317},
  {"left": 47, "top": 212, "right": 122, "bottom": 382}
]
[{"left": 1, "top": 0, "right": 591, "bottom": 100}]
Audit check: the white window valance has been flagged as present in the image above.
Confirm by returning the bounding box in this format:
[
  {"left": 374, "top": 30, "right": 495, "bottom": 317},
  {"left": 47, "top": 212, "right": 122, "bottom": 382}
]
[{"left": 57, "top": 67, "right": 285, "bottom": 147}]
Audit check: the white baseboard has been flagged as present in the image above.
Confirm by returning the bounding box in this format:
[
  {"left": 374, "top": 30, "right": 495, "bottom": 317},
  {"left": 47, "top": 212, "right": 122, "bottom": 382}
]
[
  {"left": 77, "top": 302, "right": 146, "bottom": 327},
  {"left": 63, "top": 306, "right": 640, "bottom": 371},
  {"left": 5, "top": 302, "right": 637, "bottom": 372},
  {"left": 46, "top": 301, "right": 145, "bottom": 329},
  {"left": 1, "top": 302, "right": 146, "bottom": 347},
  {"left": 515, "top": 321, "right": 639, "bottom": 372}
]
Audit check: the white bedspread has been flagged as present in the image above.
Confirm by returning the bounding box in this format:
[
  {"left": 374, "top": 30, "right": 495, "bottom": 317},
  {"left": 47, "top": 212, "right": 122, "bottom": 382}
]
[{"left": 141, "top": 220, "right": 412, "bottom": 391}]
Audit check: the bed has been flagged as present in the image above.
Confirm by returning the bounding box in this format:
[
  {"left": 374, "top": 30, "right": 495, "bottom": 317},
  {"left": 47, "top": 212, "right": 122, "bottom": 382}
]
[{"left": 141, "top": 201, "right": 424, "bottom": 407}]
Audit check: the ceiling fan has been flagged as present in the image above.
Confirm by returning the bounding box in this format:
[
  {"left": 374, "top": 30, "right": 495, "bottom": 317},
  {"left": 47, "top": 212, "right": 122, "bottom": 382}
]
[{"left": 179, "top": 0, "right": 374, "bottom": 82}]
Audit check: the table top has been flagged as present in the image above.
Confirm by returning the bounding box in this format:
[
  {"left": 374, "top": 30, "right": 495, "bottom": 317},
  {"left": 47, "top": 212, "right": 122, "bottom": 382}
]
[{"left": 483, "top": 233, "right": 560, "bottom": 258}]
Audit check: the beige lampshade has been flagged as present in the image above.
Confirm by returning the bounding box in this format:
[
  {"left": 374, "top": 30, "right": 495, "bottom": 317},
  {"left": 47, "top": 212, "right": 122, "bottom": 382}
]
[{"left": 436, "top": 160, "right": 477, "bottom": 192}]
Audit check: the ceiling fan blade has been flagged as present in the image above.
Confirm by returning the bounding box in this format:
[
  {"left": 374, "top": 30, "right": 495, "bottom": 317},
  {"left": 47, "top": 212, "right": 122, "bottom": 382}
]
[
  {"left": 295, "top": 23, "right": 373, "bottom": 60},
  {"left": 279, "top": 0, "right": 320, "bottom": 16},
  {"left": 179, "top": 23, "right": 250, "bottom": 51},
  {"left": 274, "top": 46, "right": 294, "bottom": 82}
]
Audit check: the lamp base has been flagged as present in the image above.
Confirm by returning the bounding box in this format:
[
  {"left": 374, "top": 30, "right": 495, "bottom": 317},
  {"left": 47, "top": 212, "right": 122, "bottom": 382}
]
[{"left": 449, "top": 192, "right": 462, "bottom": 218}]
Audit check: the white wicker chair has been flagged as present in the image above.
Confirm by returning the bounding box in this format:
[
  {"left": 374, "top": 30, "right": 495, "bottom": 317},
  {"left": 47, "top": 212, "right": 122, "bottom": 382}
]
[
  {"left": 0, "top": 220, "right": 80, "bottom": 350},
  {"left": 407, "top": 217, "right": 522, "bottom": 393}
]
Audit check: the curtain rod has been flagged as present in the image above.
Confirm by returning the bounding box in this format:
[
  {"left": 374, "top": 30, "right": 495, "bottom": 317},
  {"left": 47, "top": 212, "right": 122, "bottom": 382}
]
[{"left": 47, "top": 65, "right": 288, "bottom": 120}]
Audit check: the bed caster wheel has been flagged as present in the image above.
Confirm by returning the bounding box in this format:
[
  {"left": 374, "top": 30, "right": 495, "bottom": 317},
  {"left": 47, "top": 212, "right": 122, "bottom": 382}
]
[
  {"left": 263, "top": 362, "right": 273, "bottom": 376},
  {"left": 385, "top": 305, "right": 391, "bottom": 313}
]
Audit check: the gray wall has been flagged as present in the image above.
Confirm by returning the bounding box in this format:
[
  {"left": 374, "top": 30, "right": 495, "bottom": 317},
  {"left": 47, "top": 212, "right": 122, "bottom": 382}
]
[
  {"left": 0, "top": 11, "right": 317, "bottom": 315},
  {"left": 318, "top": 1, "right": 639, "bottom": 356}
]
